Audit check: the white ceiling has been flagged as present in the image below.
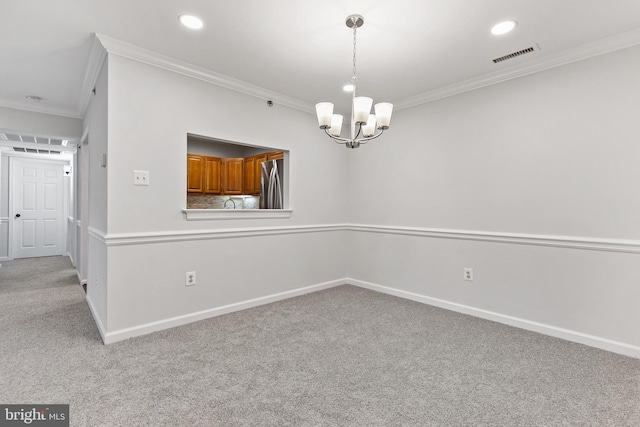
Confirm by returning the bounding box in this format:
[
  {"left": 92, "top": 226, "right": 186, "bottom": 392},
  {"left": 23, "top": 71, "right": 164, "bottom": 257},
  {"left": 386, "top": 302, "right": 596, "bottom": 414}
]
[{"left": 2, "top": 0, "right": 640, "bottom": 120}]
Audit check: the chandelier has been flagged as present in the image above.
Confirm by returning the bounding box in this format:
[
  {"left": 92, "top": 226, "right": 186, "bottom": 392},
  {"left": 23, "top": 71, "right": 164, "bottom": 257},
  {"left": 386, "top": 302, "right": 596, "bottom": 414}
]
[{"left": 315, "top": 15, "right": 393, "bottom": 149}]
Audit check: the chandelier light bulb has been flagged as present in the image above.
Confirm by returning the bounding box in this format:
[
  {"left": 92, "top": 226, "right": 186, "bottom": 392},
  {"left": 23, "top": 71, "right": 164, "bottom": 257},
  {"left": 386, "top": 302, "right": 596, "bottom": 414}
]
[
  {"left": 374, "top": 103, "right": 393, "bottom": 129},
  {"left": 362, "top": 115, "right": 377, "bottom": 137},
  {"left": 353, "top": 97, "right": 373, "bottom": 124},
  {"left": 329, "top": 114, "right": 343, "bottom": 137},
  {"left": 315, "top": 102, "right": 334, "bottom": 129}
]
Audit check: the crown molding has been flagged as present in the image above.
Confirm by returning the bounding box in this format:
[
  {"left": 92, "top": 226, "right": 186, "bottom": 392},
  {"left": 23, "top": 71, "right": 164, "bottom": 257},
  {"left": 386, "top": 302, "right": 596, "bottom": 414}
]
[
  {"left": 78, "top": 34, "right": 109, "bottom": 118},
  {"left": 94, "top": 34, "right": 315, "bottom": 114},
  {"left": 0, "top": 34, "right": 106, "bottom": 120},
  {"left": 395, "top": 27, "right": 640, "bottom": 110},
  {"left": 7, "top": 27, "right": 639, "bottom": 122}
]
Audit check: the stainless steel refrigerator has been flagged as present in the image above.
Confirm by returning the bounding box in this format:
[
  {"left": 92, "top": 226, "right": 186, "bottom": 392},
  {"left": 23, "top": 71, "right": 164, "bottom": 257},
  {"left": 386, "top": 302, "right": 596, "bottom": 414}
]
[{"left": 259, "top": 159, "right": 284, "bottom": 209}]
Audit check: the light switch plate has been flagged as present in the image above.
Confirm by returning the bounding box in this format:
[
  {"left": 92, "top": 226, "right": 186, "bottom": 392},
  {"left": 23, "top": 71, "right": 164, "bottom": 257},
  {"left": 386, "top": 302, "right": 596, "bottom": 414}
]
[{"left": 133, "top": 170, "right": 149, "bottom": 186}]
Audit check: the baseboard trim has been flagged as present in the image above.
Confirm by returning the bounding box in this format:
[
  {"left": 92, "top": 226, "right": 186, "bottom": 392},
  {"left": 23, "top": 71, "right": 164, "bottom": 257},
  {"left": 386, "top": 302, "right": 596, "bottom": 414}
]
[
  {"left": 348, "top": 278, "right": 640, "bottom": 359},
  {"left": 67, "top": 251, "right": 75, "bottom": 268},
  {"left": 86, "top": 295, "right": 107, "bottom": 344},
  {"left": 91, "top": 275, "right": 640, "bottom": 357},
  {"left": 76, "top": 270, "right": 87, "bottom": 286},
  {"left": 102, "top": 279, "right": 346, "bottom": 344}
]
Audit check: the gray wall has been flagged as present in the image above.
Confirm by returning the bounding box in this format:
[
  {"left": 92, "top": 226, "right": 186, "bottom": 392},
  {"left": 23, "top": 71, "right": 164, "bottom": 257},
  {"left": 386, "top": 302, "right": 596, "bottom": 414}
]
[
  {"left": 0, "top": 106, "right": 82, "bottom": 139},
  {"left": 88, "top": 51, "right": 348, "bottom": 340},
  {"left": 8, "top": 36, "right": 638, "bottom": 357},
  {"left": 84, "top": 56, "right": 110, "bottom": 330},
  {"left": 346, "top": 44, "right": 640, "bottom": 353}
]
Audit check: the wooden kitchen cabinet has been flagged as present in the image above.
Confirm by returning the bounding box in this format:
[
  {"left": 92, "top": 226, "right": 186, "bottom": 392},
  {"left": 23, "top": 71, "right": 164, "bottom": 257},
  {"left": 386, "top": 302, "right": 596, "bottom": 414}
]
[
  {"left": 188, "top": 151, "right": 280, "bottom": 196},
  {"left": 187, "top": 154, "right": 204, "bottom": 193},
  {"left": 222, "top": 158, "right": 244, "bottom": 195},
  {"left": 188, "top": 154, "right": 222, "bottom": 194},
  {"left": 266, "top": 150, "right": 284, "bottom": 160},
  {"left": 243, "top": 153, "right": 268, "bottom": 196},
  {"left": 243, "top": 156, "right": 256, "bottom": 195},
  {"left": 253, "top": 153, "right": 267, "bottom": 196},
  {"left": 253, "top": 153, "right": 267, "bottom": 195},
  {"left": 203, "top": 156, "right": 221, "bottom": 194}
]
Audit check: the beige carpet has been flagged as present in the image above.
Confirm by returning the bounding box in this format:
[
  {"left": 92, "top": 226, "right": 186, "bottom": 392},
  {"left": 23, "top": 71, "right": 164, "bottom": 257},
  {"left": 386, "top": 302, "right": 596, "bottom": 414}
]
[{"left": 1, "top": 256, "right": 639, "bottom": 426}]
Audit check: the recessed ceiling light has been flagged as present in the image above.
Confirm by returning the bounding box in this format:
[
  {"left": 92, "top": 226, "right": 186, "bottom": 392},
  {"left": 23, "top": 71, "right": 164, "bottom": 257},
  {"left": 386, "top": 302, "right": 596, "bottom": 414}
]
[
  {"left": 491, "top": 20, "right": 518, "bottom": 35},
  {"left": 343, "top": 84, "right": 355, "bottom": 92},
  {"left": 179, "top": 14, "right": 204, "bottom": 30},
  {"left": 25, "top": 95, "right": 42, "bottom": 102}
]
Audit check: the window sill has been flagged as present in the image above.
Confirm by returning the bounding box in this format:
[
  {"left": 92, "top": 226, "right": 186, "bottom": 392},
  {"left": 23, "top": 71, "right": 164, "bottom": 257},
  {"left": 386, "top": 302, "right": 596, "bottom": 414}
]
[{"left": 183, "top": 209, "right": 293, "bottom": 221}]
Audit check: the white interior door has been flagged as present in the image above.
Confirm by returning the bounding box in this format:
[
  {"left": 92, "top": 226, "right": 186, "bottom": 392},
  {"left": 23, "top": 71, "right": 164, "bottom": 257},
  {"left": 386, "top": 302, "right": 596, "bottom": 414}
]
[{"left": 11, "top": 157, "right": 66, "bottom": 259}]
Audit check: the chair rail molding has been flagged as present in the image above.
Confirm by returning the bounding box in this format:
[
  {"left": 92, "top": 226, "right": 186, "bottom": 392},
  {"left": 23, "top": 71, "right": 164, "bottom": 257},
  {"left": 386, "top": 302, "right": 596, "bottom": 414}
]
[
  {"left": 348, "top": 224, "right": 640, "bottom": 254},
  {"left": 96, "top": 224, "right": 348, "bottom": 247}
]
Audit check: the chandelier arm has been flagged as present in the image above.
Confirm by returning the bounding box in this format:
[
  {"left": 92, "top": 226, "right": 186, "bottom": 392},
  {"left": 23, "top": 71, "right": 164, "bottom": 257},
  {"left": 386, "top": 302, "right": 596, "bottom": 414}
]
[
  {"left": 355, "top": 128, "right": 385, "bottom": 144},
  {"left": 323, "top": 128, "right": 349, "bottom": 144},
  {"left": 354, "top": 123, "right": 363, "bottom": 140}
]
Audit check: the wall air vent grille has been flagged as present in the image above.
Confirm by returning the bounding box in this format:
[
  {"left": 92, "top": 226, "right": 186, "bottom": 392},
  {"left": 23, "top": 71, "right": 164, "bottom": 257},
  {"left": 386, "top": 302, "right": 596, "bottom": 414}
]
[
  {"left": 0, "top": 131, "right": 72, "bottom": 153},
  {"left": 493, "top": 47, "right": 535, "bottom": 64}
]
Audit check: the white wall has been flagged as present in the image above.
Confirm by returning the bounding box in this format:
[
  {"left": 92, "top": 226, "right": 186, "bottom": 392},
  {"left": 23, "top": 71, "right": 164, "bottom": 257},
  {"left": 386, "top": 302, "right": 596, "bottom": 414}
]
[
  {"left": 93, "top": 53, "right": 348, "bottom": 341},
  {"left": 347, "top": 45, "right": 640, "bottom": 356},
  {"left": 84, "top": 57, "right": 109, "bottom": 330},
  {"left": 0, "top": 106, "right": 82, "bottom": 140},
  {"left": 80, "top": 39, "right": 640, "bottom": 356}
]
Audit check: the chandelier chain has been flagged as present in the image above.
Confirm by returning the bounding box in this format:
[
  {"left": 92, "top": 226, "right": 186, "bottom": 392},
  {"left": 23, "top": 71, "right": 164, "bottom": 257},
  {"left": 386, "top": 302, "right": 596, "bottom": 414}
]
[{"left": 352, "top": 24, "right": 357, "bottom": 85}]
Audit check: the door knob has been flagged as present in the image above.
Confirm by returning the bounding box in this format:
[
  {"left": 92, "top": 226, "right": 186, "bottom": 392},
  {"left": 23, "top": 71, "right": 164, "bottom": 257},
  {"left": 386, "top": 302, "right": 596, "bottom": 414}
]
[{"left": 15, "top": 213, "right": 20, "bottom": 218}]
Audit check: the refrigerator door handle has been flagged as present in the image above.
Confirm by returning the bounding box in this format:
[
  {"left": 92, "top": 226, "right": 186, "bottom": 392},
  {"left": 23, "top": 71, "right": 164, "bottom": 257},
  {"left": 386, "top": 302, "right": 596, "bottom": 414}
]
[
  {"left": 259, "top": 159, "right": 284, "bottom": 209},
  {"left": 273, "top": 166, "right": 283, "bottom": 209},
  {"left": 268, "top": 167, "right": 276, "bottom": 209}
]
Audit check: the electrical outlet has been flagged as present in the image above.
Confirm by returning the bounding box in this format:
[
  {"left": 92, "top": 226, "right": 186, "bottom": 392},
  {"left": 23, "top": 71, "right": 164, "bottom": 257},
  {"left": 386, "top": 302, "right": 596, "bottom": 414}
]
[
  {"left": 464, "top": 268, "right": 474, "bottom": 281},
  {"left": 185, "top": 271, "right": 196, "bottom": 287},
  {"left": 133, "top": 170, "right": 150, "bottom": 186}
]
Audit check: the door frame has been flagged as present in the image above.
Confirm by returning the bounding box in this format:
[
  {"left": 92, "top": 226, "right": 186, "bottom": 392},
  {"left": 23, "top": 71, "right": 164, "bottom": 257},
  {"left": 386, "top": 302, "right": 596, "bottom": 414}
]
[
  {"left": 7, "top": 151, "right": 72, "bottom": 260},
  {"left": 76, "top": 135, "right": 89, "bottom": 285}
]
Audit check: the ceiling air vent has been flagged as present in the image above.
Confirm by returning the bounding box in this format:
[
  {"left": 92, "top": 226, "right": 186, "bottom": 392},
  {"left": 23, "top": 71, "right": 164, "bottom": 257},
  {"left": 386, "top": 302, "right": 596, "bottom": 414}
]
[{"left": 493, "top": 46, "right": 535, "bottom": 64}]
